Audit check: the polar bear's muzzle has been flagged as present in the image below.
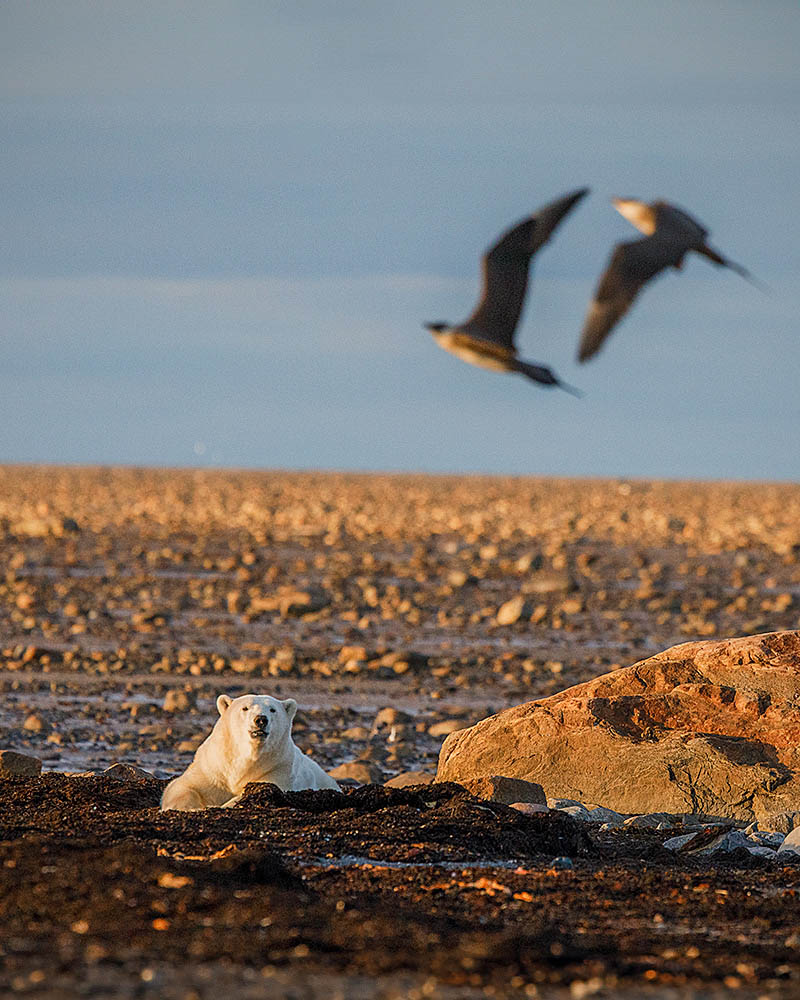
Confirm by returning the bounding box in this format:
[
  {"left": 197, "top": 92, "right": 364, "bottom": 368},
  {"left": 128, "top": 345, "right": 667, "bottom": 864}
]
[{"left": 249, "top": 714, "right": 270, "bottom": 740}]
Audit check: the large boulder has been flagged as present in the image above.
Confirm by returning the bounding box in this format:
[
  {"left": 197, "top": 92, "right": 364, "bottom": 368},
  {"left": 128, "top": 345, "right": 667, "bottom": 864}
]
[{"left": 436, "top": 631, "right": 800, "bottom": 822}]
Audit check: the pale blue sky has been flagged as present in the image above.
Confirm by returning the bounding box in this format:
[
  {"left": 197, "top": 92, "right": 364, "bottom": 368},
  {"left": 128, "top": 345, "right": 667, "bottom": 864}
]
[{"left": 1, "top": 1, "right": 798, "bottom": 479}]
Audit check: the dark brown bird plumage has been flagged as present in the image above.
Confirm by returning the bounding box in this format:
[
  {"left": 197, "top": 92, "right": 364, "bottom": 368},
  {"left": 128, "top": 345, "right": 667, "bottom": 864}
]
[
  {"left": 426, "top": 188, "right": 589, "bottom": 395},
  {"left": 578, "top": 197, "right": 760, "bottom": 363}
]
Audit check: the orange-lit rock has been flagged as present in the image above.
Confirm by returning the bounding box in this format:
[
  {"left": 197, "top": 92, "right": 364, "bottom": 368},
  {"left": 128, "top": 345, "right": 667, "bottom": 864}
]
[{"left": 437, "top": 631, "right": 800, "bottom": 822}]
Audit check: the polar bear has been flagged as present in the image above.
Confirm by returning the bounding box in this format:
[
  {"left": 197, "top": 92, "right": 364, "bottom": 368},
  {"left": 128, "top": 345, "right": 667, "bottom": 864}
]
[{"left": 160, "top": 693, "right": 340, "bottom": 811}]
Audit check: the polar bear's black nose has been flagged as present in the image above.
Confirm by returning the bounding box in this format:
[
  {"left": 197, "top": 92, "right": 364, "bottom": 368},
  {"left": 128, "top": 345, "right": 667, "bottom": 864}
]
[{"left": 251, "top": 714, "right": 269, "bottom": 731}]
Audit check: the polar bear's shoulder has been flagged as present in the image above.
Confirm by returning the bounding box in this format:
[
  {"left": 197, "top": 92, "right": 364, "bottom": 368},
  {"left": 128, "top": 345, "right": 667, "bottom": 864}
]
[{"left": 289, "top": 744, "right": 341, "bottom": 791}]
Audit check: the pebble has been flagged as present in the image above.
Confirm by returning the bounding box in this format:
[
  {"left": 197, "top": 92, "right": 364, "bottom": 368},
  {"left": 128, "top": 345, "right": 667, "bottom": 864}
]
[
  {"left": 509, "top": 802, "right": 550, "bottom": 816},
  {"left": 662, "top": 832, "right": 698, "bottom": 852},
  {"left": 664, "top": 828, "right": 752, "bottom": 855},
  {"left": 548, "top": 798, "right": 586, "bottom": 810},
  {"left": 556, "top": 804, "right": 590, "bottom": 820},
  {"left": 778, "top": 827, "right": 800, "bottom": 855},
  {"left": 338, "top": 646, "right": 368, "bottom": 664},
  {"left": 748, "top": 830, "right": 786, "bottom": 849},
  {"left": 495, "top": 595, "right": 530, "bottom": 626},
  {"left": 340, "top": 726, "right": 370, "bottom": 741},
  {"left": 583, "top": 806, "right": 626, "bottom": 826},
  {"left": 460, "top": 775, "right": 546, "bottom": 806},
  {"left": 177, "top": 737, "right": 203, "bottom": 753},
  {"left": 69, "top": 763, "right": 155, "bottom": 780},
  {"left": 23, "top": 713, "right": 45, "bottom": 733},
  {"left": 162, "top": 690, "right": 195, "bottom": 713},
  {"left": 0, "top": 749, "right": 43, "bottom": 776},
  {"left": 328, "top": 760, "right": 382, "bottom": 784},
  {"left": 623, "top": 812, "right": 685, "bottom": 830},
  {"left": 756, "top": 810, "right": 800, "bottom": 835},
  {"left": 102, "top": 763, "right": 155, "bottom": 781},
  {"left": 528, "top": 573, "right": 570, "bottom": 594},
  {"left": 279, "top": 588, "right": 330, "bottom": 617},
  {"left": 427, "top": 719, "right": 467, "bottom": 738},
  {"left": 747, "top": 845, "right": 778, "bottom": 859},
  {"left": 550, "top": 857, "right": 574, "bottom": 870},
  {"left": 384, "top": 771, "right": 435, "bottom": 788},
  {"left": 370, "top": 707, "right": 413, "bottom": 735}
]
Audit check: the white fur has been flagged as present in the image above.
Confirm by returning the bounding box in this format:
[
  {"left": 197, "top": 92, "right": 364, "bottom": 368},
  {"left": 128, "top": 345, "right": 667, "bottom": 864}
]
[{"left": 160, "top": 693, "right": 340, "bottom": 811}]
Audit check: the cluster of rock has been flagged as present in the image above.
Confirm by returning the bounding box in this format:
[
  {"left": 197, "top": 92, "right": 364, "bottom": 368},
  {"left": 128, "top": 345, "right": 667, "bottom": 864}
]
[
  {"left": 542, "top": 795, "right": 800, "bottom": 860},
  {"left": 5, "top": 468, "right": 799, "bottom": 695},
  {"left": 377, "top": 769, "right": 800, "bottom": 859}
]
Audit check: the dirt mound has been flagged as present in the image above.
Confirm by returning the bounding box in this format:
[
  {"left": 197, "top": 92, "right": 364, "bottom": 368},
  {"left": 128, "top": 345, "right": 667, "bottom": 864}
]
[
  {"left": 237, "top": 781, "right": 589, "bottom": 861},
  {"left": 3, "top": 797, "right": 799, "bottom": 999},
  {"left": 1, "top": 775, "right": 588, "bottom": 863},
  {"left": 0, "top": 773, "right": 163, "bottom": 836}
]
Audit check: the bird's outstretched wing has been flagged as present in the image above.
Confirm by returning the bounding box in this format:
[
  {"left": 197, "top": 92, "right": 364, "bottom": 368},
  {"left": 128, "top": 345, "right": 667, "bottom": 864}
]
[
  {"left": 463, "top": 187, "right": 589, "bottom": 350},
  {"left": 577, "top": 235, "right": 684, "bottom": 362}
]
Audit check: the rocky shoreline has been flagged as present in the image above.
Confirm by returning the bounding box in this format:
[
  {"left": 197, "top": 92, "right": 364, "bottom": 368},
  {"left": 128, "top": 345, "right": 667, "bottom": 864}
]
[{"left": 2, "top": 466, "right": 800, "bottom": 998}]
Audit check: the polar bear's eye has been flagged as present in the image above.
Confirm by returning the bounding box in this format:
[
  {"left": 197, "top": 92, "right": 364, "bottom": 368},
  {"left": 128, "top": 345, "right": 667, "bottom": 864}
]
[
  {"left": 241, "top": 706, "right": 249, "bottom": 712},
  {"left": 269, "top": 707, "right": 276, "bottom": 713}
]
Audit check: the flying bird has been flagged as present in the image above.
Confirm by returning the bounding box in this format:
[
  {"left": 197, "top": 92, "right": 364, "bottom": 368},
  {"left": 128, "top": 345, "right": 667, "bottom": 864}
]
[
  {"left": 425, "top": 188, "right": 589, "bottom": 396},
  {"left": 578, "top": 197, "right": 761, "bottom": 363}
]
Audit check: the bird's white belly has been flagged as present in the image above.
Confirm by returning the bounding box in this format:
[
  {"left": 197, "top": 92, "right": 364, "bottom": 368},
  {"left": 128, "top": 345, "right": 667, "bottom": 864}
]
[{"left": 434, "top": 332, "right": 511, "bottom": 373}]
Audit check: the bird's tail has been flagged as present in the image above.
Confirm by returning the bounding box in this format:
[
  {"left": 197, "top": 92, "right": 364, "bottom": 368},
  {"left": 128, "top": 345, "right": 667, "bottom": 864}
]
[
  {"left": 698, "top": 244, "right": 770, "bottom": 292},
  {"left": 514, "top": 360, "right": 583, "bottom": 398}
]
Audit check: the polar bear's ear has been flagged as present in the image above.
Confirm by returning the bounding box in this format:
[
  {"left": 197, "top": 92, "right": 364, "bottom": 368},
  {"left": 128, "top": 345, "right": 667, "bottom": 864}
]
[
  {"left": 216, "top": 694, "right": 232, "bottom": 715},
  {"left": 281, "top": 698, "right": 297, "bottom": 721}
]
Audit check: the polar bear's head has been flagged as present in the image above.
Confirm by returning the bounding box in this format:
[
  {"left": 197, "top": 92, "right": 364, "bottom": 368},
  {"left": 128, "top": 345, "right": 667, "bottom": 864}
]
[{"left": 215, "top": 693, "right": 297, "bottom": 758}]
